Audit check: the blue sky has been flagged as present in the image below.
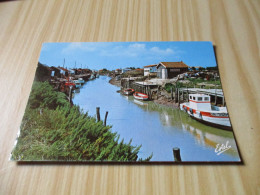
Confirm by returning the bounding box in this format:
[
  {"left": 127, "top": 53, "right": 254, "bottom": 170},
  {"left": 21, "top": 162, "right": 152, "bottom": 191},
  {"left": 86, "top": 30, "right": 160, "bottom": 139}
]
[{"left": 39, "top": 42, "right": 217, "bottom": 70}]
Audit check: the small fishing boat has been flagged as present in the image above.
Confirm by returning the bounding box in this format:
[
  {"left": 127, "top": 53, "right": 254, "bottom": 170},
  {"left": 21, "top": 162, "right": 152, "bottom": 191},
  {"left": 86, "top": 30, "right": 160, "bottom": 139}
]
[
  {"left": 78, "top": 78, "right": 85, "bottom": 84},
  {"left": 73, "top": 80, "right": 81, "bottom": 88},
  {"left": 89, "top": 74, "right": 95, "bottom": 80},
  {"left": 65, "top": 82, "right": 75, "bottom": 87},
  {"left": 180, "top": 94, "right": 232, "bottom": 130},
  {"left": 133, "top": 92, "right": 149, "bottom": 101},
  {"left": 123, "top": 88, "right": 135, "bottom": 95}
]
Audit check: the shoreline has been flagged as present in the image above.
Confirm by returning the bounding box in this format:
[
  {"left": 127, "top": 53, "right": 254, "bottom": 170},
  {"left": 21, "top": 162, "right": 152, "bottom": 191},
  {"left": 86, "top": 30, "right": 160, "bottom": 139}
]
[
  {"left": 109, "top": 77, "right": 180, "bottom": 109},
  {"left": 109, "top": 77, "right": 121, "bottom": 87}
]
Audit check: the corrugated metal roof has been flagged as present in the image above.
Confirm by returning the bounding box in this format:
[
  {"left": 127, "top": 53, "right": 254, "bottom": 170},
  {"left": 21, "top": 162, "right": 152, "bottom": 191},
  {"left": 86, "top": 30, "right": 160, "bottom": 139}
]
[
  {"left": 144, "top": 64, "right": 157, "bottom": 68},
  {"left": 159, "top": 61, "right": 188, "bottom": 68}
]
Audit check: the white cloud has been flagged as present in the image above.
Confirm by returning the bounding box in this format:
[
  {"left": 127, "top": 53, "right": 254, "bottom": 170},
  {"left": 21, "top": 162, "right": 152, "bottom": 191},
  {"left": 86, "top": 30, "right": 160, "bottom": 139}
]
[
  {"left": 62, "top": 42, "right": 110, "bottom": 54},
  {"left": 100, "top": 43, "right": 146, "bottom": 57},
  {"left": 61, "top": 42, "right": 179, "bottom": 59},
  {"left": 129, "top": 43, "right": 146, "bottom": 49},
  {"left": 150, "top": 47, "right": 174, "bottom": 55}
]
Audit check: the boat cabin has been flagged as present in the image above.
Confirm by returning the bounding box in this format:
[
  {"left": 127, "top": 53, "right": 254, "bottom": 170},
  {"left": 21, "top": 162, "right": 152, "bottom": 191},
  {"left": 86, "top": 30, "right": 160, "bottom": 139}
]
[{"left": 189, "top": 94, "right": 211, "bottom": 111}]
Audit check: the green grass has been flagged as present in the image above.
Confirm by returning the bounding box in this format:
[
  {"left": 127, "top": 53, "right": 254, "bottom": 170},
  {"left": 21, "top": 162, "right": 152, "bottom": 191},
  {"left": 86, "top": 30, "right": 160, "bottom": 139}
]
[{"left": 164, "top": 78, "right": 222, "bottom": 93}]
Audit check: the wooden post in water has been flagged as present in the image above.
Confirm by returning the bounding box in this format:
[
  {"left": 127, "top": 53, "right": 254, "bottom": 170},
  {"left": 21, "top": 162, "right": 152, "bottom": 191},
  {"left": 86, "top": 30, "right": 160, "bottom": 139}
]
[
  {"left": 148, "top": 86, "right": 151, "bottom": 99},
  {"left": 178, "top": 88, "right": 180, "bottom": 106},
  {"left": 104, "top": 111, "right": 108, "bottom": 126},
  {"left": 186, "top": 88, "right": 189, "bottom": 101},
  {"left": 173, "top": 147, "right": 182, "bottom": 162},
  {"left": 175, "top": 87, "right": 178, "bottom": 103},
  {"left": 69, "top": 86, "right": 72, "bottom": 103},
  {"left": 96, "top": 107, "right": 100, "bottom": 121}
]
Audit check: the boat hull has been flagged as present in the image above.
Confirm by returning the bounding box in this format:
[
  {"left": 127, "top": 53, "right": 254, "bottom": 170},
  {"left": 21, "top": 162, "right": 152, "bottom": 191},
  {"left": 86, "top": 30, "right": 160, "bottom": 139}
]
[
  {"left": 123, "top": 88, "right": 134, "bottom": 96},
  {"left": 180, "top": 103, "right": 232, "bottom": 131},
  {"left": 190, "top": 115, "right": 232, "bottom": 131},
  {"left": 133, "top": 92, "right": 148, "bottom": 100}
]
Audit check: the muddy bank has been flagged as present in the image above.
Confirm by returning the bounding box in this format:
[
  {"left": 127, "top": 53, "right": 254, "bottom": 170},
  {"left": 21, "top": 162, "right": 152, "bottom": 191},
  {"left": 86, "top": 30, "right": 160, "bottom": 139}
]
[
  {"left": 153, "top": 98, "right": 179, "bottom": 109},
  {"left": 109, "top": 77, "right": 121, "bottom": 87}
]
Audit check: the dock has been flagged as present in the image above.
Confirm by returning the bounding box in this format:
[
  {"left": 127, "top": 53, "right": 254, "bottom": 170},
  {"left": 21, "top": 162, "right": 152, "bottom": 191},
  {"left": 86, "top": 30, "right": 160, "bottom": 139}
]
[{"left": 179, "top": 88, "right": 224, "bottom": 98}]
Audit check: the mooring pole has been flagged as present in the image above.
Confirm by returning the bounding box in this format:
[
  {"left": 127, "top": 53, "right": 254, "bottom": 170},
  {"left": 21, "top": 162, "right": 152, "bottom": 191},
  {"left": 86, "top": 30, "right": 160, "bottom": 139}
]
[
  {"left": 69, "top": 86, "right": 72, "bottom": 103},
  {"left": 173, "top": 147, "right": 182, "bottom": 162},
  {"left": 96, "top": 107, "right": 100, "bottom": 121},
  {"left": 157, "top": 86, "right": 159, "bottom": 99},
  {"left": 178, "top": 88, "right": 180, "bottom": 106},
  {"left": 171, "top": 87, "right": 173, "bottom": 100},
  {"left": 175, "top": 87, "right": 178, "bottom": 103},
  {"left": 104, "top": 111, "right": 108, "bottom": 126}
]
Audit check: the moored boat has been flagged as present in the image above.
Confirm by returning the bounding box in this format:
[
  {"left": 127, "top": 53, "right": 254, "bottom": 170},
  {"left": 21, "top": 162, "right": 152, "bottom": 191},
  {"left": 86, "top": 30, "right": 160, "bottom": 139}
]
[
  {"left": 123, "top": 88, "right": 135, "bottom": 95},
  {"left": 133, "top": 92, "right": 149, "bottom": 101},
  {"left": 65, "top": 82, "right": 75, "bottom": 87},
  {"left": 73, "top": 80, "right": 81, "bottom": 88},
  {"left": 78, "top": 78, "right": 85, "bottom": 84},
  {"left": 180, "top": 94, "right": 232, "bottom": 130}
]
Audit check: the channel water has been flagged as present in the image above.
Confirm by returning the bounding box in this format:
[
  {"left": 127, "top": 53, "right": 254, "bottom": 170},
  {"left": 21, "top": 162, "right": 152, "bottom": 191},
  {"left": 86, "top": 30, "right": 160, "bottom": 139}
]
[{"left": 73, "top": 76, "right": 240, "bottom": 162}]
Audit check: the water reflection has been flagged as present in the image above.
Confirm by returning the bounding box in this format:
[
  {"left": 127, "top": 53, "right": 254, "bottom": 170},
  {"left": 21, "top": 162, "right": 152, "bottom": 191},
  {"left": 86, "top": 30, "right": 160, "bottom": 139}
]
[{"left": 73, "top": 76, "right": 240, "bottom": 162}]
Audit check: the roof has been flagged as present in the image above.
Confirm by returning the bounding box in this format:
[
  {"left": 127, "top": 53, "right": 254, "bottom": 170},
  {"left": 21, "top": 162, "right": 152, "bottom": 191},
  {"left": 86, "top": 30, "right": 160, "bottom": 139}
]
[
  {"left": 38, "top": 63, "right": 52, "bottom": 71},
  {"left": 50, "top": 66, "right": 61, "bottom": 71},
  {"left": 58, "top": 67, "right": 69, "bottom": 72},
  {"left": 144, "top": 64, "right": 157, "bottom": 68},
  {"left": 159, "top": 61, "right": 188, "bottom": 68},
  {"left": 191, "top": 93, "right": 210, "bottom": 97}
]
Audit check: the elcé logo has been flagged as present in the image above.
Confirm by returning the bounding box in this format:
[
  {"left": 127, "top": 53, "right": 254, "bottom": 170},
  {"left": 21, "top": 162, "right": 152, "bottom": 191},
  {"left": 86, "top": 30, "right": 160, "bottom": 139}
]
[{"left": 215, "top": 141, "right": 231, "bottom": 155}]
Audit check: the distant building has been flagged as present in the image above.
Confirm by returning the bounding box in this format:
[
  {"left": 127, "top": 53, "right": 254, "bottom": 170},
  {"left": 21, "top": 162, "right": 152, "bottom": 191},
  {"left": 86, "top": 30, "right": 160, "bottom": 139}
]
[
  {"left": 115, "top": 69, "right": 122, "bottom": 74},
  {"left": 50, "top": 66, "right": 61, "bottom": 77},
  {"left": 68, "top": 69, "right": 75, "bottom": 75},
  {"left": 58, "top": 67, "right": 70, "bottom": 77},
  {"left": 157, "top": 61, "right": 189, "bottom": 79},
  {"left": 143, "top": 64, "right": 157, "bottom": 76},
  {"left": 122, "top": 68, "right": 132, "bottom": 73},
  {"left": 194, "top": 66, "right": 203, "bottom": 70},
  {"left": 36, "top": 63, "right": 52, "bottom": 81}
]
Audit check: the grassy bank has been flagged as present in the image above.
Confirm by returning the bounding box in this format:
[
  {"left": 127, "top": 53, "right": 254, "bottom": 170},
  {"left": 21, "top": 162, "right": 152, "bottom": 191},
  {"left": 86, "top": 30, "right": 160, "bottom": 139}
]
[
  {"left": 164, "top": 78, "right": 221, "bottom": 93},
  {"left": 11, "top": 81, "right": 152, "bottom": 161}
]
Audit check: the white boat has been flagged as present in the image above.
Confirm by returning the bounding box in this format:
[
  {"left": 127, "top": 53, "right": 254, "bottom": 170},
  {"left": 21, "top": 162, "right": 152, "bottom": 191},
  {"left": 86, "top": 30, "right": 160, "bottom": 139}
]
[
  {"left": 133, "top": 92, "right": 149, "bottom": 101},
  {"left": 78, "top": 78, "right": 85, "bottom": 84},
  {"left": 89, "top": 74, "right": 95, "bottom": 80},
  {"left": 73, "top": 80, "right": 81, "bottom": 88},
  {"left": 123, "top": 88, "right": 134, "bottom": 95},
  {"left": 180, "top": 94, "right": 232, "bottom": 130}
]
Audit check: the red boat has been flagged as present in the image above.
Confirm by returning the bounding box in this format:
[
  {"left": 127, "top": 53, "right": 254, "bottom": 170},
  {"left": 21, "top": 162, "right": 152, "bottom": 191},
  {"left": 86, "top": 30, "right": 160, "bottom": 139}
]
[
  {"left": 123, "top": 88, "right": 135, "bottom": 95},
  {"left": 133, "top": 92, "right": 149, "bottom": 100},
  {"left": 65, "top": 82, "right": 75, "bottom": 87}
]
